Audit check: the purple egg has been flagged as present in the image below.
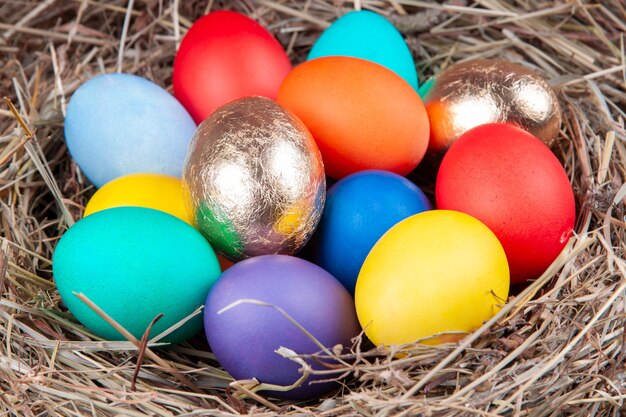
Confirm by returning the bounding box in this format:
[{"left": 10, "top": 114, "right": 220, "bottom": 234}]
[{"left": 204, "top": 255, "right": 360, "bottom": 399}]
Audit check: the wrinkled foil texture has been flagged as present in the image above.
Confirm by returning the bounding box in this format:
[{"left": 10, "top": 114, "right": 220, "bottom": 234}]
[
  {"left": 183, "top": 97, "right": 326, "bottom": 261},
  {"left": 424, "top": 59, "right": 561, "bottom": 153}
]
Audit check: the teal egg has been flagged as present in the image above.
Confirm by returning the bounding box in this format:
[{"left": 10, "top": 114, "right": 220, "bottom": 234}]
[
  {"left": 307, "top": 10, "right": 418, "bottom": 90},
  {"left": 52, "top": 207, "right": 221, "bottom": 344},
  {"left": 417, "top": 77, "right": 435, "bottom": 99}
]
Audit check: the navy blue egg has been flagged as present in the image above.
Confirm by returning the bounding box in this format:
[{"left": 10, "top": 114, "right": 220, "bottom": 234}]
[
  {"left": 64, "top": 73, "right": 196, "bottom": 188},
  {"left": 312, "top": 170, "right": 431, "bottom": 294}
]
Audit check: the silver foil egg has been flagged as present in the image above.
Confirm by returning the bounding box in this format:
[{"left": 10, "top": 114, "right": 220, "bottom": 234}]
[
  {"left": 183, "top": 96, "right": 326, "bottom": 261},
  {"left": 423, "top": 59, "right": 562, "bottom": 154}
]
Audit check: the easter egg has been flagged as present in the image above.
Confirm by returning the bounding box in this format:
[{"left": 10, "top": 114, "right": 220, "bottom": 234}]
[
  {"left": 417, "top": 77, "right": 435, "bottom": 99},
  {"left": 183, "top": 97, "right": 325, "bottom": 261},
  {"left": 436, "top": 123, "right": 576, "bottom": 283},
  {"left": 355, "top": 210, "right": 509, "bottom": 346},
  {"left": 312, "top": 170, "right": 431, "bottom": 294},
  {"left": 52, "top": 207, "right": 221, "bottom": 344},
  {"left": 277, "top": 56, "right": 429, "bottom": 179},
  {"left": 84, "top": 173, "right": 190, "bottom": 224},
  {"left": 308, "top": 10, "right": 418, "bottom": 90},
  {"left": 173, "top": 11, "right": 292, "bottom": 123},
  {"left": 423, "top": 59, "right": 561, "bottom": 155},
  {"left": 64, "top": 73, "right": 196, "bottom": 188},
  {"left": 204, "top": 255, "right": 360, "bottom": 399}
]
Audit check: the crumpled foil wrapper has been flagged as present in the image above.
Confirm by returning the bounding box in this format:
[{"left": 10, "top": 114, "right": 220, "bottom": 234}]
[
  {"left": 183, "top": 96, "right": 326, "bottom": 261},
  {"left": 423, "top": 59, "right": 562, "bottom": 154}
]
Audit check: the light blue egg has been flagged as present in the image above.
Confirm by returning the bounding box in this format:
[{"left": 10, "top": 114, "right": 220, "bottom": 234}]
[
  {"left": 308, "top": 10, "right": 418, "bottom": 90},
  {"left": 64, "top": 73, "right": 197, "bottom": 188}
]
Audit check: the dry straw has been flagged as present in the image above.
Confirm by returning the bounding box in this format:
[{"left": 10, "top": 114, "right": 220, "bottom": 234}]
[{"left": 1, "top": 0, "right": 625, "bottom": 415}]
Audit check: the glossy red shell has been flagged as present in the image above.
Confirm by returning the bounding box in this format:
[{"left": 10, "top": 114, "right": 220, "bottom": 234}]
[{"left": 436, "top": 123, "right": 575, "bottom": 284}]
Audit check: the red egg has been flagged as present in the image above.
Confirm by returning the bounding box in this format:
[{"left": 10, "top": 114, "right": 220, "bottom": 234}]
[
  {"left": 436, "top": 123, "right": 575, "bottom": 284},
  {"left": 173, "top": 11, "right": 292, "bottom": 123}
]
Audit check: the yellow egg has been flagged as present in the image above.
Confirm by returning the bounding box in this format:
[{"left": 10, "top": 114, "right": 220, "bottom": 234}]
[
  {"left": 355, "top": 210, "right": 509, "bottom": 346},
  {"left": 84, "top": 173, "right": 191, "bottom": 224}
]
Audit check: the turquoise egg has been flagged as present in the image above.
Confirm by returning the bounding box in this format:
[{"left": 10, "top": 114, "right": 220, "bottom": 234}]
[
  {"left": 52, "top": 206, "right": 221, "bottom": 344},
  {"left": 417, "top": 77, "right": 435, "bottom": 99},
  {"left": 307, "top": 10, "right": 418, "bottom": 90}
]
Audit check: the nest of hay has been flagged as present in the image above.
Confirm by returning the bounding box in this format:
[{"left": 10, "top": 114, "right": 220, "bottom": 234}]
[{"left": 1, "top": 1, "right": 625, "bottom": 415}]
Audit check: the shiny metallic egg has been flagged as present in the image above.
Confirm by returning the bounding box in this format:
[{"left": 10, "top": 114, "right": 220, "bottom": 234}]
[
  {"left": 183, "top": 97, "right": 326, "bottom": 261},
  {"left": 423, "top": 59, "right": 562, "bottom": 154}
]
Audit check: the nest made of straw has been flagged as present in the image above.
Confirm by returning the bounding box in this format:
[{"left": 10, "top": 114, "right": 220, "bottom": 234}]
[{"left": 1, "top": 1, "right": 625, "bottom": 416}]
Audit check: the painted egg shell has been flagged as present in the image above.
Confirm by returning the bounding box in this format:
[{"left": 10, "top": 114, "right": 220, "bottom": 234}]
[
  {"left": 436, "top": 123, "right": 576, "bottom": 283},
  {"left": 183, "top": 97, "right": 325, "bottom": 261},
  {"left": 277, "top": 56, "right": 429, "bottom": 179},
  {"left": 355, "top": 210, "right": 509, "bottom": 346},
  {"left": 173, "top": 10, "right": 292, "bottom": 123},
  {"left": 423, "top": 59, "right": 561, "bottom": 154},
  {"left": 308, "top": 10, "right": 418, "bottom": 90},
  {"left": 84, "top": 173, "right": 190, "bottom": 224},
  {"left": 64, "top": 73, "right": 196, "bottom": 188},
  {"left": 312, "top": 170, "right": 431, "bottom": 294},
  {"left": 204, "top": 255, "right": 360, "bottom": 399},
  {"left": 82, "top": 172, "right": 234, "bottom": 272},
  {"left": 52, "top": 207, "right": 221, "bottom": 344}
]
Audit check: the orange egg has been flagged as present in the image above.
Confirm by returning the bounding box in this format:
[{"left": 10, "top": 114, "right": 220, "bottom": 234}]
[{"left": 277, "top": 57, "right": 429, "bottom": 179}]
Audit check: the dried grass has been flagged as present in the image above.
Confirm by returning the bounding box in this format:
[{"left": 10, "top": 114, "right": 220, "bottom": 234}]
[{"left": 1, "top": 0, "right": 626, "bottom": 415}]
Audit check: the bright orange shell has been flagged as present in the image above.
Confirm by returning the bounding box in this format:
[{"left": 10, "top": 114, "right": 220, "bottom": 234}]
[{"left": 277, "top": 57, "right": 429, "bottom": 179}]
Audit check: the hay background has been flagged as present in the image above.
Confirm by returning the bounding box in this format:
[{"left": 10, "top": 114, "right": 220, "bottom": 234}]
[{"left": 1, "top": 0, "right": 626, "bottom": 415}]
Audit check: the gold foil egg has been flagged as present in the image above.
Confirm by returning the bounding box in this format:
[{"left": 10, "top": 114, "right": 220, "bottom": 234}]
[
  {"left": 423, "top": 59, "right": 562, "bottom": 154},
  {"left": 183, "top": 96, "right": 326, "bottom": 261}
]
